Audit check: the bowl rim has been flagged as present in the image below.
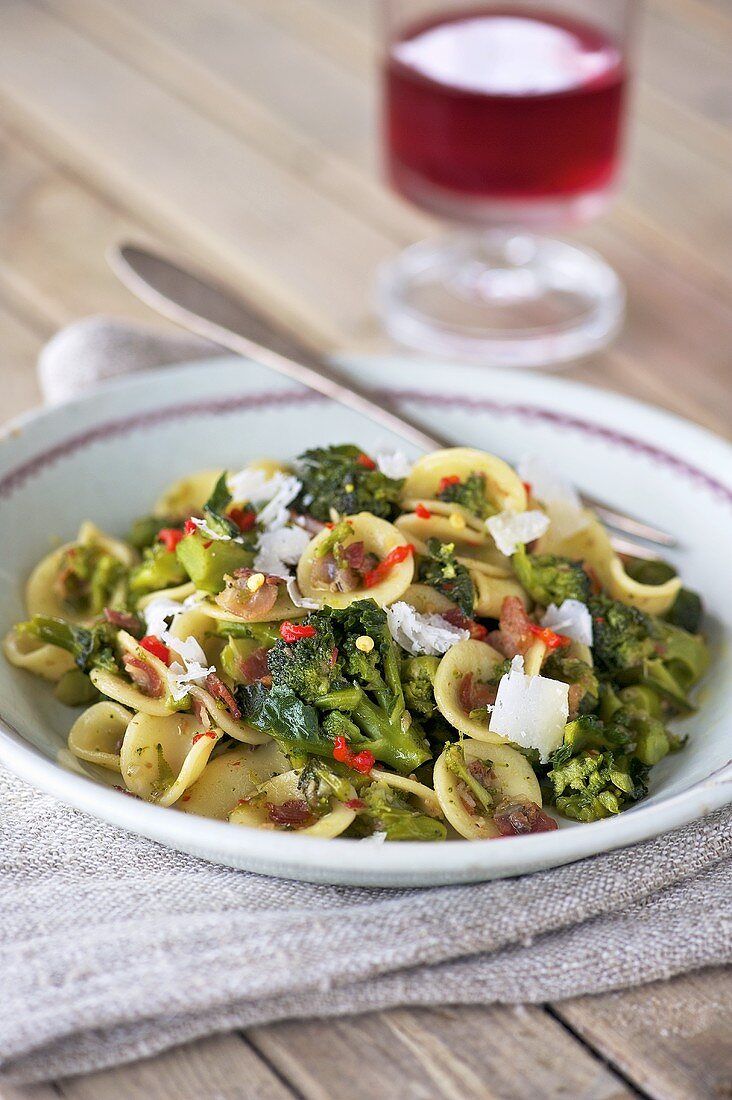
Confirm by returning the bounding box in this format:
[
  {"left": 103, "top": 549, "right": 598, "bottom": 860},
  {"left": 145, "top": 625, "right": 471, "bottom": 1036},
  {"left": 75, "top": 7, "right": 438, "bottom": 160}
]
[{"left": 1, "top": 354, "right": 730, "bottom": 883}]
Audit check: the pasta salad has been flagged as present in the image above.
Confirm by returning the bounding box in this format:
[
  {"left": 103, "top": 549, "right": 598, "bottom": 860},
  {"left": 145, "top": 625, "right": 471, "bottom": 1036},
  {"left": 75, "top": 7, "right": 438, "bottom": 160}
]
[{"left": 4, "top": 444, "right": 708, "bottom": 841}]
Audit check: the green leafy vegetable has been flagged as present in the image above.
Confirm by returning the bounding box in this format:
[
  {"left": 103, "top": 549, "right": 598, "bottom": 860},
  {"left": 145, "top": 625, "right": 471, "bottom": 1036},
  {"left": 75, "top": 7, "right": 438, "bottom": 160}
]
[
  {"left": 129, "top": 543, "right": 187, "bottom": 597},
  {"left": 294, "top": 444, "right": 403, "bottom": 522},
  {"left": 54, "top": 544, "right": 127, "bottom": 617},
  {"left": 437, "top": 472, "right": 494, "bottom": 520},
  {"left": 355, "top": 780, "right": 447, "bottom": 841},
  {"left": 542, "top": 651, "right": 599, "bottom": 715},
  {"left": 512, "top": 545, "right": 590, "bottom": 607},
  {"left": 126, "top": 515, "right": 179, "bottom": 551},
  {"left": 547, "top": 749, "right": 648, "bottom": 822},
  {"left": 418, "top": 538, "right": 474, "bottom": 617},
  {"left": 238, "top": 600, "right": 431, "bottom": 774},
  {"left": 17, "top": 615, "right": 119, "bottom": 673}
]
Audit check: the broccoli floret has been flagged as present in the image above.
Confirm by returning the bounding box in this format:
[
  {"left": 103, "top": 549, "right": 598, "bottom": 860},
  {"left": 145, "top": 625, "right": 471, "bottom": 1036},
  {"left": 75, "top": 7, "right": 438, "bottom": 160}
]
[
  {"left": 443, "top": 742, "right": 496, "bottom": 814},
  {"left": 54, "top": 543, "right": 127, "bottom": 617},
  {"left": 239, "top": 600, "right": 431, "bottom": 774},
  {"left": 590, "top": 595, "right": 709, "bottom": 711},
  {"left": 294, "top": 444, "right": 403, "bottom": 522},
  {"left": 17, "top": 615, "right": 119, "bottom": 673},
  {"left": 298, "top": 758, "right": 355, "bottom": 815},
  {"left": 437, "top": 472, "right": 494, "bottom": 520},
  {"left": 547, "top": 749, "right": 648, "bottom": 822},
  {"left": 512, "top": 545, "right": 590, "bottom": 607},
  {"left": 266, "top": 615, "right": 340, "bottom": 703},
  {"left": 354, "top": 780, "right": 447, "bottom": 841},
  {"left": 588, "top": 594, "right": 654, "bottom": 676},
  {"left": 418, "top": 538, "right": 474, "bottom": 617},
  {"left": 129, "top": 543, "right": 187, "bottom": 598},
  {"left": 400, "top": 656, "right": 440, "bottom": 722}
]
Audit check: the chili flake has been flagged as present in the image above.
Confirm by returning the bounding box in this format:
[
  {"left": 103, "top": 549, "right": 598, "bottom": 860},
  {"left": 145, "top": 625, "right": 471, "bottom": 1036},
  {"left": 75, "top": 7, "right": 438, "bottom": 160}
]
[
  {"left": 139, "top": 635, "right": 171, "bottom": 665},
  {"left": 158, "top": 527, "right": 184, "bottom": 552},
  {"left": 438, "top": 475, "right": 461, "bottom": 494},
  {"left": 356, "top": 452, "right": 377, "bottom": 470},
  {"left": 362, "top": 544, "right": 414, "bottom": 588},
  {"left": 280, "top": 620, "right": 317, "bottom": 643},
  {"left": 528, "top": 623, "right": 570, "bottom": 650},
  {"left": 229, "top": 506, "right": 256, "bottom": 532},
  {"left": 184, "top": 518, "right": 198, "bottom": 536},
  {"left": 415, "top": 503, "right": 432, "bottom": 519}
]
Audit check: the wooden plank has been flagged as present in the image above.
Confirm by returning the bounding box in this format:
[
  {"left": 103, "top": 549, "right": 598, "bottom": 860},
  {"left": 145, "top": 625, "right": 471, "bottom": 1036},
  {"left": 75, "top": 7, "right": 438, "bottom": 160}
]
[
  {"left": 556, "top": 968, "right": 732, "bottom": 1100},
  {"left": 44, "top": 0, "right": 732, "bottom": 297},
  {"left": 0, "top": 1085, "right": 60, "bottom": 1100},
  {"left": 55, "top": 1033, "right": 294, "bottom": 1100},
  {"left": 43, "top": 0, "right": 427, "bottom": 246},
  {"left": 0, "top": 124, "right": 165, "bottom": 332},
  {"left": 0, "top": 1, "right": 398, "bottom": 347},
  {"left": 247, "top": 1006, "right": 635, "bottom": 1100}
]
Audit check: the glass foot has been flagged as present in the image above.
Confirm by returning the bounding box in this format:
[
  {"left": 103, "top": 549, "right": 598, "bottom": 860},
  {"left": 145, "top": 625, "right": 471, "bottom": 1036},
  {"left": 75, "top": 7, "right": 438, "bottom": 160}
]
[{"left": 376, "top": 232, "right": 625, "bottom": 368}]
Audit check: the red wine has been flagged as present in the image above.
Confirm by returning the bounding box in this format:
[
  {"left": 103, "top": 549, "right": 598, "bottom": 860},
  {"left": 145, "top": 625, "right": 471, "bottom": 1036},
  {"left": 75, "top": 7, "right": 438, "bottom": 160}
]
[{"left": 384, "top": 7, "right": 627, "bottom": 217}]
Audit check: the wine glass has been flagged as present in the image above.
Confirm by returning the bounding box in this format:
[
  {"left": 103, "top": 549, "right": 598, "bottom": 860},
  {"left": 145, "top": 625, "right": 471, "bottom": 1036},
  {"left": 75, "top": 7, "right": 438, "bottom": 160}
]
[{"left": 378, "top": 0, "right": 636, "bottom": 367}]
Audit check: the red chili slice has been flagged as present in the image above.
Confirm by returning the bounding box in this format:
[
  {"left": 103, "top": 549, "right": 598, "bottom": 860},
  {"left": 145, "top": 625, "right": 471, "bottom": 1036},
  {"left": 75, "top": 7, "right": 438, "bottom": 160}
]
[
  {"left": 279, "top": 621, "right": 317, "bottom": 643},
  {"left": 139, "top": 635, "right": 171, "bottom": 665},
  {"left": 356, "top": 452, "right": 377, "bottom": 470},
  {"left": 415, "top": 503, "right": 432, "bottom": 519},
  {"left": 157, "top": 527, "right": 184, "bottom": 552},
  {"left": 527, "top": 623, "right": 571, "bottom": 650},
  {"left": 362, "top": 544, "right": 414, "bottom": 588},
  {"left": 332, "top": 735, "right": 375, "bottom": 774},
  {"left": 192, "top": 731, "right": 218, "bottom": 745},
  {"left": 183, "top": 518, "right": 198, "bottom": 535},
  {"left": 438, "top": 475, "right": 461, "bottom": 493},
  {"left": 228, "top": 507, "right": 256, "bottom": 532}
]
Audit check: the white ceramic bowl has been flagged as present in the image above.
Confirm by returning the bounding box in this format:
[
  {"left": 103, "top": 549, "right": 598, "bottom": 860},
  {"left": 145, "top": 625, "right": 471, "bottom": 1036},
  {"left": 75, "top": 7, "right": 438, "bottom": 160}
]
[{"left": 1, "top": 355, "right": 730, "bottom": 886}]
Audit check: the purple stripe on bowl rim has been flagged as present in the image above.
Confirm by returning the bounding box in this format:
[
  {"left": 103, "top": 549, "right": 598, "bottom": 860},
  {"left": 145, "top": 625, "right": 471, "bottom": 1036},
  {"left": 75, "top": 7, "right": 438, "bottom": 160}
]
[{"left": 0, "top": 387, "right": 730, "bottom": 506}]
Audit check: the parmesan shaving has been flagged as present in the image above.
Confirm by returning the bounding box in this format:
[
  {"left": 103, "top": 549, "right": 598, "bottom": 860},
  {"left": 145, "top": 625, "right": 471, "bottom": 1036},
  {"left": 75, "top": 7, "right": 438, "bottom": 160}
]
[
  {"left": 386, "top": 601, "right": 469, "bottom": 656},
  {"left": 227, "top": 468, "right": 302, "bottom": 532},
  {"left": 374, "top": 450, "right": 413, "bottom": 479},
  {"left": 485, "top": 509, "right": 550, "bottom": 556},
  {"left": 254, "top": 525, "right": 311, "bottom": 580},
  {"left": 286, "top": 577, "right": 319, "bottom": 609},
  {"left": 541, "top": 599, "right": 593, "bottom": 646},
  {"left": 488, "top": 655, "right": 569, "bottom": 762}
]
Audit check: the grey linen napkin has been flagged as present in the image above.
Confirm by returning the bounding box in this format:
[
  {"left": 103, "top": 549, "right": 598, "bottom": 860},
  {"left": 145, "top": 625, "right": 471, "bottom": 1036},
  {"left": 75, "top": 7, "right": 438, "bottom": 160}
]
[{"left": 0, "top": 317, "right": 729, "bottom": 1084}]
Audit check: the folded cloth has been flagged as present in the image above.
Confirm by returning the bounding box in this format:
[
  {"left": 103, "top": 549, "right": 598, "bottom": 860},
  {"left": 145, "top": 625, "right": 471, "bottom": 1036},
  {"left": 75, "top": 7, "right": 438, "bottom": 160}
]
[{"left": 0, "top": 317, "right": 729, "bottom": 1083}]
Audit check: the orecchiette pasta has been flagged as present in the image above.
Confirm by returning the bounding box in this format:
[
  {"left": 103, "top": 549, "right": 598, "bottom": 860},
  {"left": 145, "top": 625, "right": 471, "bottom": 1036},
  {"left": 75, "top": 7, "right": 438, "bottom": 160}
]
[
  {"left": 434, "top": 741, "right": 543, "bottom": 839},
  {"left": 68, "top": 701, "right": 133, "bottom": 771}
]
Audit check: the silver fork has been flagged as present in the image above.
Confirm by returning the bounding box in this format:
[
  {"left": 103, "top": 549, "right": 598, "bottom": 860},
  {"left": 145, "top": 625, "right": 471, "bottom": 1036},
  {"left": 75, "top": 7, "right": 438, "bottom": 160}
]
[{"left": 109, "top": 242, "right": 676, "bottom": 559}]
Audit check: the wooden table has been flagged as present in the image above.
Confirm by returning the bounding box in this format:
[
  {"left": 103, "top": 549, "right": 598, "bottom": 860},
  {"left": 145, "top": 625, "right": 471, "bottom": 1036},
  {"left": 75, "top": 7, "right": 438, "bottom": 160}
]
[{"left": 0, "top": 1, "right": 729, "bottom": 1097}]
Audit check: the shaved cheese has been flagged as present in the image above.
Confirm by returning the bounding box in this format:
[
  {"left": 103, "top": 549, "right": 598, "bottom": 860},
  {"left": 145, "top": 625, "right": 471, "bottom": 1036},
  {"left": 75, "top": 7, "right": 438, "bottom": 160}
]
[
  {"left": 168, "top": 654, "right": 215, "bottom": 703},
  {"left": 227, "top": 468, "right": 301, "bottom": 532},
  {"left": 486, "top": 509, "right": 550, "bottom": 556},
  {"left": 517, "top": 455, "right": 588, "bottom": 539},
  {"left": 542, "top": 599, "right": 593, "bottom": 646},
  {"left": 374, "top": 450, "right": 413, "bottom": 479},
  {"left": 143, "top": 597, "right": 187, "bottom": 638},
  {"left": 142, "top": 600, "right": 214, "bottom": 700},
  {"left": 286, "top": 577, "right": 319, "bottom": 609},
  {"left": 488, "top": 655, "right": 569, "bottom": 762},
  {"left": 359, "top": 831, "right": 388, "bottom": 843},
  {"left": 386, "top": 601, "right": 469, "bottom": 656},
  {"left": 255, "top": 525, "right": 311, "bottom": 579}
]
